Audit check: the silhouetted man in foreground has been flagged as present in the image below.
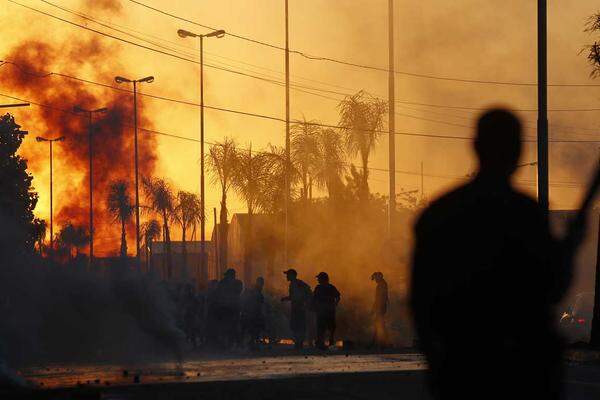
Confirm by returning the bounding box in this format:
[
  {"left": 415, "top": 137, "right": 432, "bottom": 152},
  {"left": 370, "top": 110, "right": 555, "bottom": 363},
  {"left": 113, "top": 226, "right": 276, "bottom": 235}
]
[
  {"left": 281, "top": 269, "right": 312, "bottom": 349},
  {"left": 313, "top": 272, "right": 340, "bottom": 350},
  {"left": 411, "top": 109, "right": 584, "bottom": 400}
]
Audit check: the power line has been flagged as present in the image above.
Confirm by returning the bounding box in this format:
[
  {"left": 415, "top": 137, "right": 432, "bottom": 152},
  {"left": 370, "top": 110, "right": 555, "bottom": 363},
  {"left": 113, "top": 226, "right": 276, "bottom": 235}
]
[
  {"left": 43, "top": 0, "right": 600, "bottom": 111},
  {"left": 0, "top": 91, "right": 590, "bottom": 188},
  {"left": 5, "top": 60, "right": 600, "bottom": 143},
  {"left": 14, "top": 0, "right": 600, "bottom": 127},
  {"left": 125, "top": 0, "right": 600, "bottom": 88}
]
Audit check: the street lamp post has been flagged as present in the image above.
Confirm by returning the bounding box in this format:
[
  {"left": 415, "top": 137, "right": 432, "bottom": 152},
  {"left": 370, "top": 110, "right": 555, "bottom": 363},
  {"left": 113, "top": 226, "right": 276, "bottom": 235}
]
[
  {"left": 177, "top": 28, "right": 225, "bottom": 285},
  {"left": 115, "top": 75, "right": 154, "bottom": 268},
  {"left": 0, "top": 103, "right": 30, "bottom": 109},
  {"left": 36, "top": 135, "right": 65, "bottom": 252},
  {"left": 73, "top": 106, "right": 108, "bottom": 266}
]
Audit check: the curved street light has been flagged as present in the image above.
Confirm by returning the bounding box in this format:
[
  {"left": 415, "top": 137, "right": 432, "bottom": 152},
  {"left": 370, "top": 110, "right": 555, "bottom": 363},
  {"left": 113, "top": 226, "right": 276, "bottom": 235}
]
[
  {"left": 35, "top": 135, "right": 66, "bottom": 253},
  {"left": 114, "top": 75, "right": 155, "bottom": 269},
  {"left": 73, "top": 105, "right": 108, "bottom": 266},
  {"left": 177, "top": 27, "right": 225, "bottom": 283}
]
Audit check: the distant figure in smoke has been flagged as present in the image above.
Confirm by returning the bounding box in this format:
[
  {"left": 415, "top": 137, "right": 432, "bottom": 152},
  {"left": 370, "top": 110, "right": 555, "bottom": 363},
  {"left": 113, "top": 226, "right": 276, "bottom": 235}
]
[
  {"left": 215, "top": 269, "right": 243, "bottom": 348},
  {"left": 281, "top": 269, "right": 312, "bottom": 349},
  {"left": 313, "top": 272, "right": 340, "bottom": 350},
  {"left": 241, "top": 277, "right": 266, "bottom": 350},
  {"left": 204, "top": 279, "right": 219, "bottom": 346},
  {"left": 411, "top": 109, "right": 585, "bottom": 400},
  {"left": 182, "top": 284, "right": 203, "bottom": 347},
  {"left": 371, "top": 272, "right": 388, "bottom": 349}
]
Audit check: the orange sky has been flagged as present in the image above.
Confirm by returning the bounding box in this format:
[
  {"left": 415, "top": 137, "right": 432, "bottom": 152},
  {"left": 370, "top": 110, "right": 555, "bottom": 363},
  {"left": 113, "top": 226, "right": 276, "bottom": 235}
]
[{"left": 2, "top": 0, "right": 600, "bottom": 255}]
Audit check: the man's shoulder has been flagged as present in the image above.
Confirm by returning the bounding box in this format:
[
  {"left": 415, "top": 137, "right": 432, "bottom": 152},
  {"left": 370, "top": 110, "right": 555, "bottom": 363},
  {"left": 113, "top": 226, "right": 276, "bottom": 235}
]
[
  {"left": 415, "top": 184, "right": 471, "bottom": 231},
  {"left": 296, "top": 279, "right": 310, "bottom": 289}
]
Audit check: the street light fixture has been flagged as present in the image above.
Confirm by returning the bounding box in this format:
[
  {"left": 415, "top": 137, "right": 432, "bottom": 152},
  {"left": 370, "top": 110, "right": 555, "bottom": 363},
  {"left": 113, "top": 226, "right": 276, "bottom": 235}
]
[
  {"left": 177, "top": 28, "right": 225, "bottom": 284},
  {"left": 73, "top": 106, "right": 108, "bottom": 267},
  {"left": 0, "top": 102, "right": 30, "bottom": 108},
  {"left": 114, "top": 75, "right": 154, "bottom": 269},
  {"left": 36, "top": 135, "right": 65, "bottom": 254}
]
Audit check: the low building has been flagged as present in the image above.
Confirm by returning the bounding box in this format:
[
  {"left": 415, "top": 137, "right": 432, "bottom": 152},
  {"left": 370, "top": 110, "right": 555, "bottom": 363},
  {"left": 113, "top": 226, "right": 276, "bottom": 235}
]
[
  {"left": 226, "top": 213, "right": 284, "bottom": 286},
  {"left": 149, "top": 240, "right": 214, "bottom": 285}
]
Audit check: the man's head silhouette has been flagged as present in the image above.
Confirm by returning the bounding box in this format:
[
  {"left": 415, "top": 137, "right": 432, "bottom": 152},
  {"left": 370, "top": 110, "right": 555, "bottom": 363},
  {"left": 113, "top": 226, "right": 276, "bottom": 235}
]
[{"left": 474, "top": 109, "right": 522, "bottom": 178}]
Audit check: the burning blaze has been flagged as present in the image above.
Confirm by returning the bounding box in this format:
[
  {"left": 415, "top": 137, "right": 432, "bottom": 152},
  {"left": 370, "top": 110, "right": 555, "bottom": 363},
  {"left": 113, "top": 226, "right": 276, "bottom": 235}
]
[{"left": 2, "top": 37, "right": 158, "bottom": 256}]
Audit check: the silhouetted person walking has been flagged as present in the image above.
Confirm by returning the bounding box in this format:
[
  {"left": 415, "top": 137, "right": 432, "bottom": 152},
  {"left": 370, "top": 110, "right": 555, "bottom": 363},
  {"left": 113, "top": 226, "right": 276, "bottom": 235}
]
[
  {"left": 371, "top": 271, "right": 388, "bottom": 348},
  {"left": 281, "top": 269, "right": 311, "bottom": 349},
  {"left": 313, "top": 272, "right": 340, "bottom": 350},
  {"left": 411, "top": 109, "right": 585, "bottom": 400}
]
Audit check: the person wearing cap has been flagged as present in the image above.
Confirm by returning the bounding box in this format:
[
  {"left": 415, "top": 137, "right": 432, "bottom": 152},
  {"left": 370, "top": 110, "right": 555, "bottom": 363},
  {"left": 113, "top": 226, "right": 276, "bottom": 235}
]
[
  {"left": 281, "top": 269, "right": 312, "bottom": 349},
  {"left": 313, "top": 272, "right": 341, "bottom": 350},
  {"left": 371, "top": 272, "right": 388, "bottom": 348}
]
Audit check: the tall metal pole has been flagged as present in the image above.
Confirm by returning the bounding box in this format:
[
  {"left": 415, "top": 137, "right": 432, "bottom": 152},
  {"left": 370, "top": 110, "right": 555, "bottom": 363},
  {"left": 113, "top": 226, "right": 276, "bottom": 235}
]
[
  {"left": 388, "top": 0, "right": 396, "bottom": 237},
  {"left": 420, "top": 161, "right": 424, "bottom": 200},
  {"left": 200, "top": 35, "right": 207, "bottom": 285},
  {"left": 88, "top": 113, "right": 94, "bottom": 266},
  {"left": 537, "top": 0, "right": 549, "bottom": 213},
  {"left": 284, "top": 0, "right": 290, "bottom": 265},
  {"left": 133, "top": 80, "right": 141, "bottom": 268},
  {"left": 591, "top": 150, "right": 600, "bottom": 347},
  {"left": 213, "top": 207, "right": 218, "bottom": 278},
  {"left": 49, "top": 140, "right": 54, "bottom": 251}
]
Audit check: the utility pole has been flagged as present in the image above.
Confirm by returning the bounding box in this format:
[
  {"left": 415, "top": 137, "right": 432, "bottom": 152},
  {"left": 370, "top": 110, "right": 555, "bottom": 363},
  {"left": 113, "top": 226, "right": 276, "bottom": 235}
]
[
  {"left": 388, "top": 0, "right": 396, "bottom": 238},
  {"left": 74, "top": 106, "right": 107, "bottom": 268},
  {"left": 213, "top": 207, "right": 219, "bottom": 277},
  {"left": 592, "top": 150, "right": 600, "bottom": 347},
  {"left": 284, "top": 0, "right": 291, "bottom": 265},
  {"left": 537, "top": 0, "right": 549, "bottom": 213},
  {"left": 420, "top": 161, "right": 424, "bottom": 201},
  {"left": 35, "top": 136, "right": 65, "bottom": 253}
]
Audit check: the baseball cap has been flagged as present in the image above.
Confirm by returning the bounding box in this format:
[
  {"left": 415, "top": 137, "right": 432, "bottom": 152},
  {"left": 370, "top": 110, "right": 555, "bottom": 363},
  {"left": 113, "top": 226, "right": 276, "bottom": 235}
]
[
  {"left": 316, "top": 272, "right": 329, "bottom": 280},
  {"left": 283, "top": 268, "right": 297, "bottom": 276}
]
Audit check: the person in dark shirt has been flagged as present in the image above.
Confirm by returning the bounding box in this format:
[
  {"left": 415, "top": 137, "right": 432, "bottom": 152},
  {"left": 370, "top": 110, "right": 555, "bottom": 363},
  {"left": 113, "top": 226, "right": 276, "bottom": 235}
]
[
  {"left": 241, "top": 276, "right": 265, "bottom": 349},
  {"left": 371, "top": 272, "right": 388, "bottom": 348},
  {"left": 411, "top": 109, "right": 585, "bottom": 400},
  {"left": 281, "top": 269, "right": 312, "bottom": 349},
  {"left": 313, "top": 272, "right": 340, "bottom": 350},
  {"left": 215, "top": 268, "right": 243, "bottom": 348}
]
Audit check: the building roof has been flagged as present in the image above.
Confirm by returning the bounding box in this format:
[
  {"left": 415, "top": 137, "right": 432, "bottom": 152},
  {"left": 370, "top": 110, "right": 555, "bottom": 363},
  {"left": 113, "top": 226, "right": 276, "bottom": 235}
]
[{"left": 151, "top": 240, "right": 212, "bottom": 254}]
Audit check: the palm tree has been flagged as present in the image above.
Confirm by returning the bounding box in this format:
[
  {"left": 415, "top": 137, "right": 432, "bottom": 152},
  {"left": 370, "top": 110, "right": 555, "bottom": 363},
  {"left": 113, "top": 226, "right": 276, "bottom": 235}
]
[
  {"left": 291, "top": 117, "right": 320, "bottom": 202},
  {"left": 585, "top": 12, "right": 600, "bottom": 77},
  {"left": 32, "top": 218, "right": 47, "bottom": 255},
  {"left": 314, "top": 128, "right": 346, "bottom": 199},
  {"left": 338, "top": 90, "right": 387, "bottom": 203},
  {"left": 207, "top": 137, "right": 237, "bottom": 273},
  {"left": 174, "top": 191, "right": 201, "bottom": 279},
  {"left": 262, "top": 144, "right": 297, "bottom": 214},
  {"left": 142, "top": 176, "right": 174, "bottom": 279},
  {"left": 141, "top": 219, "right": 161, "bottom": 273},
  {"left": 57, "top": 222, "right": 89, "bottom": 261},
  {"left": 232, "top": 145, "right": 271, "bottom": 284},
  {"left": 107, "top": 180, "right": 134, "bottom": 258}
]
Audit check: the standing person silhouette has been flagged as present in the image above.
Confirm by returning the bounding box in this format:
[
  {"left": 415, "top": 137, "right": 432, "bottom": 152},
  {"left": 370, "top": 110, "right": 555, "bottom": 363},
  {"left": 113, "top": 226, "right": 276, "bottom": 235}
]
[
  {"left": 281, "top": 269, "right": 312, "bottom": 349},
  {"left": 411, "top": 109, "right": 585, "bottom": 400}
]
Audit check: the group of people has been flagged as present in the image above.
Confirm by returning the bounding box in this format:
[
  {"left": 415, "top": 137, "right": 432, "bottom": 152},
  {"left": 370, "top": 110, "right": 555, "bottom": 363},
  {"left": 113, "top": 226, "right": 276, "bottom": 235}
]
[
  {"left": 281, "top": 269, "right": 389, "bottom": 350},
  {"left": 175, "top": 267, "right": 389, "bottom": 351}
]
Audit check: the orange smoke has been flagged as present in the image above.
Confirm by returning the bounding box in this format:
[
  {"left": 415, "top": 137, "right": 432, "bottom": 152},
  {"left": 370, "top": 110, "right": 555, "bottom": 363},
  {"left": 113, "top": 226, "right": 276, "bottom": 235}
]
[{"left": 2, "top": 37, "right": 157, "bottom": 256}]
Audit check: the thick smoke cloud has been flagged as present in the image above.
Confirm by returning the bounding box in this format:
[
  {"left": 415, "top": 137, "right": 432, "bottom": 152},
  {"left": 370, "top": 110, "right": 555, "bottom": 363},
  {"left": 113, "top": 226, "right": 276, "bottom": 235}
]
[{"left": 4, "top": 37, "right": 157, "bottom": 256}]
